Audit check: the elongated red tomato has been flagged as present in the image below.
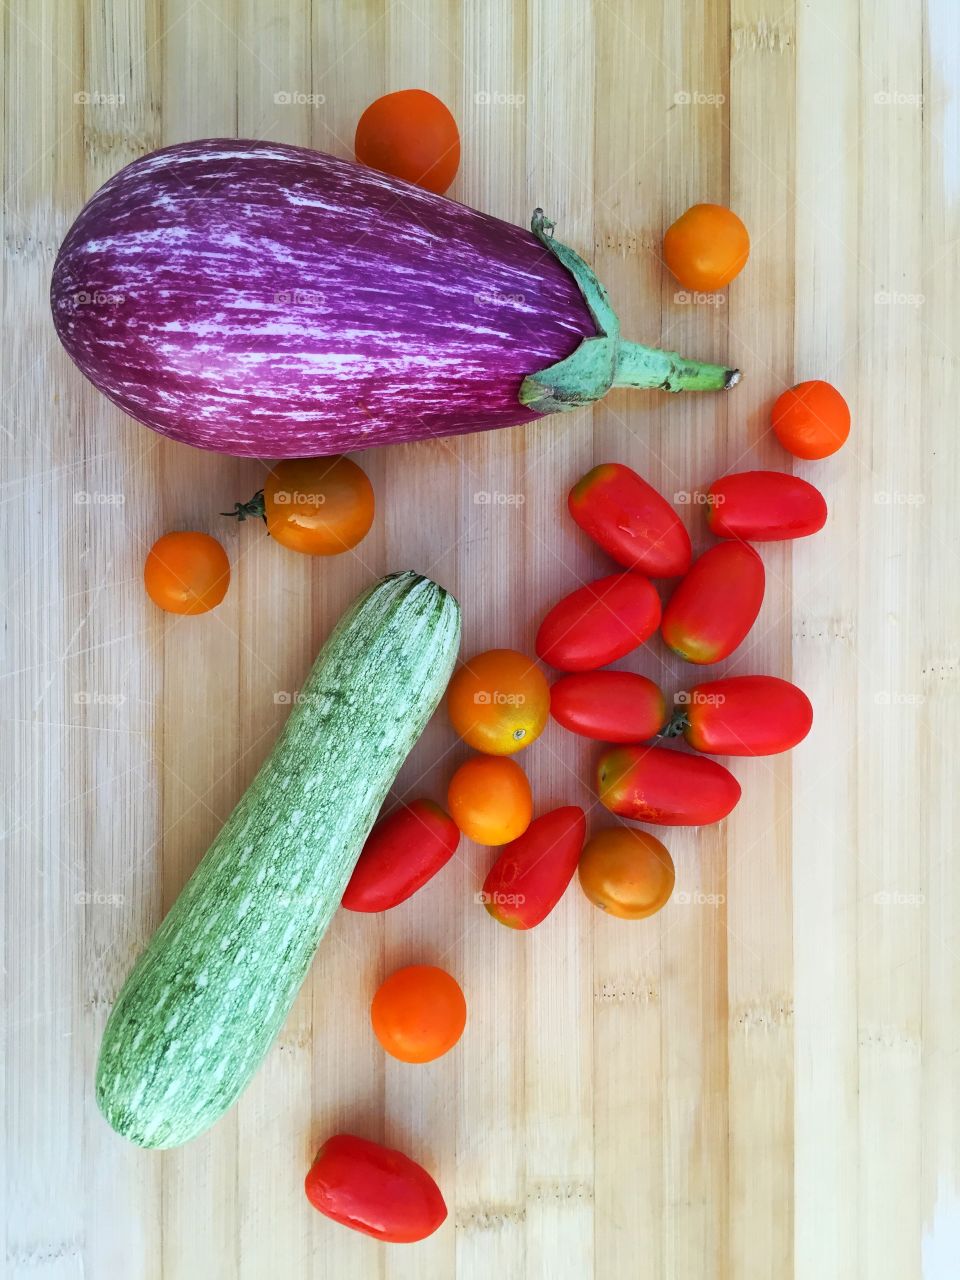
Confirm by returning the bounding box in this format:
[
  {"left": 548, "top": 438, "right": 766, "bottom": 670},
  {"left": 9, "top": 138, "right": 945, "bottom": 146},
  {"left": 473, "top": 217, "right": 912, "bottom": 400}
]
[
  {"left": 550, "top": 671, "right": 667, "bottom": 742},
  {"left": 536, "top": 572, "right": 661, "bottom": 671},
  {"left": 482, "top": 806, "right": 586, "bottom": 928},
  {"left": 707, "top": 470, "right": 827, "bottom": 541},
  {"left": 661, "top": 541, "right": 764, "bottom": 664},
  {"left": 671, "top": 675, "right": 813, "bottom": 756},
  {"left": 568, "top": 463, "right": 692, "bottom": 577},
  {"left": 596, "top": 744, "right": 740, "bottom": 825},
  {"left": 305, "top": 1134, "right": 447, "bottom": 1243},
  {"left": 341, "top": 799, "right": 460, "bottom": 912}
]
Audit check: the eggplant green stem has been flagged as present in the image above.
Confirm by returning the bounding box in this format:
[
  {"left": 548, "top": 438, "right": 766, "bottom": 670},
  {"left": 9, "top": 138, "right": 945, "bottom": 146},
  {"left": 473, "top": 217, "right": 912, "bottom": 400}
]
[
  {"left": 519, "top": 209, "right": 740, "bottom": 413},
  {"left": 615, "top": 343, "right": 741, "bottom": 393}
]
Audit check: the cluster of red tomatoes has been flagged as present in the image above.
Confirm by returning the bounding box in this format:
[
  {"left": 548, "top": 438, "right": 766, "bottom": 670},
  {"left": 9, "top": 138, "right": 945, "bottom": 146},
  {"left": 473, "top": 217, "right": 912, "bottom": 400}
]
[
  {"left": 347, "top": 448, "right": 833, "bottom": 947},
  {"left": 551, "top": 459, "right": 822, "bottom": 829}
]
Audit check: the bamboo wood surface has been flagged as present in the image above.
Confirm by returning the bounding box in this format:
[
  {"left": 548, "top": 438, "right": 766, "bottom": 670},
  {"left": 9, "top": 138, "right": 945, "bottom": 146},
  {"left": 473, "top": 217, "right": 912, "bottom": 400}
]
[{"left": 3, "top": 1, "right": 958, "bottom": 1277}]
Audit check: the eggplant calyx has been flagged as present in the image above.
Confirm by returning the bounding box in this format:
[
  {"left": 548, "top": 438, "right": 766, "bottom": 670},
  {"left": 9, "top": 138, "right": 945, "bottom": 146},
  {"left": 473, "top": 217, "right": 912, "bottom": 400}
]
[
  {"left": 519, "top": 209, "right": 620, "bottom": 414},
  {"left": 519, "top": 209, "right": 740, "bottom": 411}
]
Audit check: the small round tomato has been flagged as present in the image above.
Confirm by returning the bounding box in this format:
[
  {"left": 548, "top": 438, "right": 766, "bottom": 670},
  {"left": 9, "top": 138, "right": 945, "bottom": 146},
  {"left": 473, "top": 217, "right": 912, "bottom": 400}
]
[
  {"left": 578, "top": 827, "right": 675, "bottom": 919},
  {"left": 447, "top": 649, "right": 550, "bottom": 755},
  {"left": 144, "top": 531, "right": 230, "bottom": 615},
  {"left": 663, "top": 203, "right": 750, "bottom": 291},
  {"left": 264, "top": 456, "right": 374, "bottom": 556},
  {"left": 371, "top": 965, "right": 466, "bottom": 1064},
  {"left": 772, "top": 380, "right": 850, "bottom": 460},
  {"left": 355, "top": 89, "right": 460, "bottom": 195},
  {"left": 447, "top": 755, "right": 532, "bottom": 845}
]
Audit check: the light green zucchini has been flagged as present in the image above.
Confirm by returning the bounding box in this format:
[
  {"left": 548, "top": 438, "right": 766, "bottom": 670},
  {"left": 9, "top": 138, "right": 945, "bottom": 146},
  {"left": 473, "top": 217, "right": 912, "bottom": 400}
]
[{"left": 96, "top": 571, "right": 460, "bottom": 1148}]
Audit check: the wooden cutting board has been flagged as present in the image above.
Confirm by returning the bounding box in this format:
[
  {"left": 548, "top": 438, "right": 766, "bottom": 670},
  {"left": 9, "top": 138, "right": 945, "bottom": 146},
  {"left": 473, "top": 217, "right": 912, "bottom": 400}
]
[{"left": 4, "top": 1, "right": 957, "bottom": 1277}]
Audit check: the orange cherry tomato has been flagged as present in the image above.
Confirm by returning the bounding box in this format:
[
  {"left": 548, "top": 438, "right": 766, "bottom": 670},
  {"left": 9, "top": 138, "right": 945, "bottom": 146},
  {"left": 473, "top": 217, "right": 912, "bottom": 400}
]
[
  {"left": 663, "top": 203, "right": 750, "bottom": 291},
  {"left": 771, "top": 380, "right": 850, "bottom": 460},
  {"left": 264, "top": 456, "right": 374, "bottom": 556},
  {"left": 446, "top": 649, "right": 550, "bottom": 755},
  {"left": 578, "top": 827, "right": 675, "bottom": 919},
  {"left": 447, "top": 755, "right": 532, "bottom": 846},
  {"left": 144, "top": 531, "right": 230, "bottom": 615},
  {"left": 355, "top": 89, "right": 460, "bottom": 195},
  {"left": 370, "top": 965, "right": 466, "bottom": 1064}
]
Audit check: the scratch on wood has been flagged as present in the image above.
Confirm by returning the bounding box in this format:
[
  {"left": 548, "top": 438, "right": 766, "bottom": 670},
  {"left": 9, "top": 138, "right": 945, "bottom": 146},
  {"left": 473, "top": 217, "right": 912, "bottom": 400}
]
[
  {"left": 731, "top": 997, "right": 794, "bottom": 1034},
  {"left": 732, "top": 19, "right": 793, "bottom": 54},
  {"left": 455, "top": 1202, "right": 526, "bottom": 1232},
  {"left": 858, "top": 1024, "right": 922, "bottom": 1058},
  {"left": 6, "top": 1241, "right": 84, "bottom": 1267},
  {"left": 528, "top": 1179, "right": 594, "bottom": 1205},
  {"left": 793, "top": 615, "right": 855, "bottom": 644},
  {"left": 594, "top": 978, "right": 660, "bottom": 1006},
  {"left": 594, "top": 229, "right": 659, "bottom": 257}
]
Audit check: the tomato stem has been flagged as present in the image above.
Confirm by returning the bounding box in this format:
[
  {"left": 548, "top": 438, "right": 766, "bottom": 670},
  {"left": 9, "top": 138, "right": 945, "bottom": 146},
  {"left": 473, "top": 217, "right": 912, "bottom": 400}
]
[
  {"left": 221, "top": 490, "right": 266, "bottom": 523},
  {"left": 660, "top": 711, "right": 689, "bottom": 738}
]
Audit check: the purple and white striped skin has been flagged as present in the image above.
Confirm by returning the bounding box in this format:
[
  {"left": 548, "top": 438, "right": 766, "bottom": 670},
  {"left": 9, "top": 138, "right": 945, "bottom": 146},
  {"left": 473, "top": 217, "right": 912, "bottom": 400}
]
[{"left": 51, "top": 139, "right": 597, "bottom": 456}]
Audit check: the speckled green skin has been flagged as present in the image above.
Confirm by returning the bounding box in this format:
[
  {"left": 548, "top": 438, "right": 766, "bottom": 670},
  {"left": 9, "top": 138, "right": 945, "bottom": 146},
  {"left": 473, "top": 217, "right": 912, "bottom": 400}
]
[{"left": 96, "top": 572, "right": 460, "bottom": 1149}]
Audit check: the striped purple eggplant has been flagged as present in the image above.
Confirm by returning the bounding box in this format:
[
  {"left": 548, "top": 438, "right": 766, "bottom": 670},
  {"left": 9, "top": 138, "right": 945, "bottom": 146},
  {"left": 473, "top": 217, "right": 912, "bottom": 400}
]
[{"left": 51, "top": 139, "right": 739, "bottom": 457}]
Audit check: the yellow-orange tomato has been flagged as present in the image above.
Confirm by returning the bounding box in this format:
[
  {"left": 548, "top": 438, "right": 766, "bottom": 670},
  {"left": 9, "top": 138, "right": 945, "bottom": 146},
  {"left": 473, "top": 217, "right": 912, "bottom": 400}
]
[
  {"left": 144, "top": 531, "right": 230, "bottom": 615},
  {"left": 447, "top": 755, "right": 532, "bottom": 845},
  {"left": 446, "top": 649, "right": 550, "bottom": 755},
  {"left": 663, "top": 203, "right": 750, "bottom": 290},
  {"left": 771, "top": 380, "right": 850, "bottom": 460},
  {"left": 371, "top": 964, "right": 466, "bottom": 1063},
  {"left": 578, "top": 827, "right": 675, "bottom": 919},
  {"left": 264, "top": 456, "right": 374, "bottom": 556},
  {"left": 355, "top": 89, "right": 460, "bottom": 195}
]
